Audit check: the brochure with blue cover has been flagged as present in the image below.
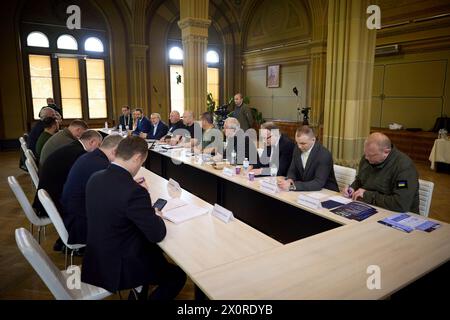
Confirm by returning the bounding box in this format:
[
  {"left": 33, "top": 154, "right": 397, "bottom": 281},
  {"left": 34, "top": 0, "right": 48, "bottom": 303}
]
[
  {"left": 378, "top": 213, "right": 441, "bottom": 233},
  {"left": 330, "top": 202, "right": 377, "bottom": 221}
]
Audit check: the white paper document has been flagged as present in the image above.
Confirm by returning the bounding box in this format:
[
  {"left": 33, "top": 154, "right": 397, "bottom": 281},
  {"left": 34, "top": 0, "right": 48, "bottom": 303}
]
[
  {"left": 162, "top": 199, "right": 209, "bottom": 224},
  {"left": 328, "top": 195, "right": 352, "bottom": 205}
]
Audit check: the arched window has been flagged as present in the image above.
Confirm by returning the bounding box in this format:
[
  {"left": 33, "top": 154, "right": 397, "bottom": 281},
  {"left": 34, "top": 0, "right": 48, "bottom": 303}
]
[
  {"left": 57, "top": 34, "right": 78, "bottom": 50},
  {"left": 206, "top": 50, "right": 219, "bottom": 64},
  {"left": 169, "top": 46, "right": 183, "bottom": 60},
  {"left": 26, "top": 31, "right": 49, "bottom": 48},
  {"left": 84, "top": 37, "right": 104, "bottom": 52}
]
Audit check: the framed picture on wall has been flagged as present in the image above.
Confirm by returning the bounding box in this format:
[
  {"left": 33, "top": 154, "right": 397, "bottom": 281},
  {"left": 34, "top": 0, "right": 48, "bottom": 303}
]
[{"left": 267, "top": 65, "right": 280, "bottom": 88}]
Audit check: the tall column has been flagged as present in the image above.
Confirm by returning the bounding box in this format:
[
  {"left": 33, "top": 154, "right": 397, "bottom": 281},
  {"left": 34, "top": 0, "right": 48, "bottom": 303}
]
[
  {"left": 178, "top": 0, "right": 211, "bottom": 118},
  {"left": 129, "top": 44, "right": 149, "bottom": 111},
  {"left": 309, "top": 42, "right": 327, "bottom": 128},
  {"left": 323, "top": 0, "right": 376, "bottom": 167}
]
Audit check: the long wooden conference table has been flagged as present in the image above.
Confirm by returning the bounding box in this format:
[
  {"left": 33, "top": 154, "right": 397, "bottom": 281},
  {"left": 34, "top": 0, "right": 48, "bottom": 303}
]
[{"left": 139, "top": 145, "right": 450, "bottom": 300}]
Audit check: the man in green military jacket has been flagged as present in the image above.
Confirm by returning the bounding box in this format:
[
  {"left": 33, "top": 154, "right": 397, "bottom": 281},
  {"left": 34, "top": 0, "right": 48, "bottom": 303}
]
[{"left": 344, "top": 132, "right": 420, "bottom": 214}]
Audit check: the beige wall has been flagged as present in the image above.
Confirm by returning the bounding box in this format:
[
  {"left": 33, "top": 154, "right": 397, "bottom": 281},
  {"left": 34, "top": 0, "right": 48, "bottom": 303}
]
[
  {"left": 241, "top": 0, "right": 316, "bottom": 123},
  {"left": 0, "top": 2, "right": 27, "bottom": 140},
  {"left": 371, "top": 51, "right": 450, "bottom": 130},
  {"left": 246, "top": 64, "right": 308, "bottom": 121}
]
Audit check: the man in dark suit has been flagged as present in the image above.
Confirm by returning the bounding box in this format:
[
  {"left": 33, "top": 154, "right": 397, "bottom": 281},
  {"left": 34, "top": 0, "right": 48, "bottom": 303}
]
[
  {"left": 33, "top": 129, "right": 103, "bottom": 218},
  {"left": 278, "top": 126, "right": 339, "bottom": 192},
  {"left": 118, "top": 105, "right": 133, "bottom": 130},
  {"left": 132, "top": 108, "right": 152, "bottom": 137},
  {"left": 61, "top": 134, "right": 123, "bottom": 245},
  {"left": 253, "top": 122, "right": 295, "bottom": 176},
  {"left": 81, "top": 136, "right": 186, "bottom": 300},
  {"left": 147, "top": 113, "right": 168, "bottom": 140},
  {"left": 32, "top": 129, "right": 102, "bottom": 252}
]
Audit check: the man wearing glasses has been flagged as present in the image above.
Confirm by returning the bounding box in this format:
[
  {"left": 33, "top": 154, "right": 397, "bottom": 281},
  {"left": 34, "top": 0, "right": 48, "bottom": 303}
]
[{"left": 253, "top": 122, "right": 295, "bottom": 177}]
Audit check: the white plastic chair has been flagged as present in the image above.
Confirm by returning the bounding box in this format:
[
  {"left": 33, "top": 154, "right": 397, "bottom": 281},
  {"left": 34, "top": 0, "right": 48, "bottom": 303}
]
[
  {"left": 38, "top": 189, "right": 86, "bottom": 268},
  {"left": 25, "top": 159, "right": 39, "bottom": 189},
  {"left": 418, "top": 179, "right": 434, "bottom": 217},
  {"left": 7, "top": 176, "right": 51, "bottom": 243},
  {"left": 333, "top": 164, "right": 357, "bottom": 192},
  {"left": 25, "top": 149, "right": 38, "bottom": 168},
  {"left": 15, "top": 228, "right": 111, "bottom": 300},
  {"left": 19, "top": 136, "right": 28, "bottom": 154}
]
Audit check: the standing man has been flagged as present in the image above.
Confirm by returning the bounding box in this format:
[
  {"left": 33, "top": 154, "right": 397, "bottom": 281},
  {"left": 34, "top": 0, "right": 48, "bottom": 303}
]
[
  {"left": 231, "top": 93, "right": 253, "bottom": 132},
  {"left": 147, "top": 113, "right": 168, "bottom": 140},
  {"left": 278, "top": 126, "right": 339, "bottom": 192},
  {"left": 45, "top": 97, "right": 62, "bottom": 116},
  {"left": 82, "top": 136, "right": 186, "bottom": 300},
  {"left": 344, "top": 132, "right": 420, "bottom": 213},
  {"left": 62, "top": 135, "right": 123, "bottom": 245},
  {"left": 118, "top": 105, "right": 133, "bottom": 131}
]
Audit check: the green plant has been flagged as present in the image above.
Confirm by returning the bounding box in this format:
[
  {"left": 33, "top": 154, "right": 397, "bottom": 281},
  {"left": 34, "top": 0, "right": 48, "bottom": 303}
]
[{"left": 251, "top": 107, "right": 264, "bottom": 125}]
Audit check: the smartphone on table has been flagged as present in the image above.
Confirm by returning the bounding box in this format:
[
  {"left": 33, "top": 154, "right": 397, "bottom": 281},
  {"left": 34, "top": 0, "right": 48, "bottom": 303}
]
[{"left": 152, "top": 198, "right": 168, "bottom": 211}]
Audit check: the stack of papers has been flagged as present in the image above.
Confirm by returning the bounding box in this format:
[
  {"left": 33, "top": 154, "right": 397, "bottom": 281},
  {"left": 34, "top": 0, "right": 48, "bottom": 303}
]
[
  {"left": 378, "top": 213, "right": 441, "bottom": 233},
  {"left": 321, "top": 195, "right": 352, "bottom": 209},
  {"left": 161, "top": 198, "right": 209, "bottom": 224},
  {"left": 331, "top": 201, "right": 377, "bottom": 221}
]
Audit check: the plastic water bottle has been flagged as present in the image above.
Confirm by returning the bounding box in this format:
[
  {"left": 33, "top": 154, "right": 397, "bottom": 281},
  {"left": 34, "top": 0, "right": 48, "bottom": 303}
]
[
  {"left": 270, "top": 164, "right": 278, "bottom": 177},
  {"left": 104, "top": 121, "right": 108, "bottom": 129},
  {"left": 243, "top": 157, "right": 249, "bottom": 172},
  {"left": 231, "top": 150, "right": 237, "bottom": 165},
  {"left": 119, "top": 125, "right": 123, "bottom": 135}
]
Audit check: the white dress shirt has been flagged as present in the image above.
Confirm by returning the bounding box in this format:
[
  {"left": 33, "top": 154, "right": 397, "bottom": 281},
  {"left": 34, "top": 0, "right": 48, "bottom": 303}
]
[
  {"left": 301, "top": 143, "right": 314, "bottom": 169},
  {"left": 153, "top": 122, "right": 159, "bottom": 136}
]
